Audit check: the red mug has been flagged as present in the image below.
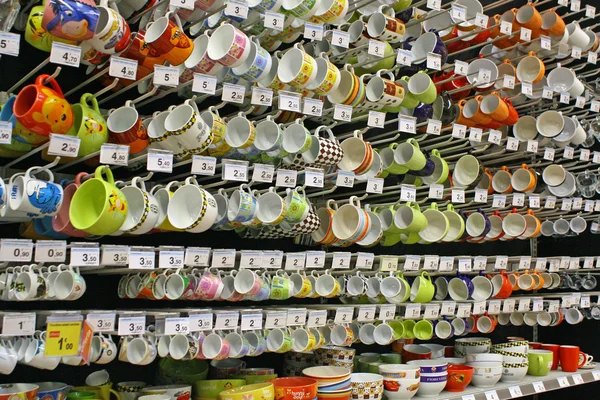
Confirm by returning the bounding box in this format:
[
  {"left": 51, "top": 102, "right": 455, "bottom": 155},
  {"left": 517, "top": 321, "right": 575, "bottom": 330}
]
[
  {"left": 559, "top": 345, "right": 584, "bottom": 372},
  {"left": 541, "top": 344, "right": 560, "bottom": 370},
  {"left": 143, "top": 11, "right": 193, "bottom": 66},
  {"left": 14, "top": 74, "right": 74, "bottom": 136},
  {"left": 502, "top": 99, "right": 519, "bottom": 125},
  {"left": 106, "top": 100, "right": 149, "bottom": 149},
  {"left": 402, "top": 344, "right": 432, "bottom": 363},
  {"left": 529, "top": 342, "right": 543, "bottom": 349}
]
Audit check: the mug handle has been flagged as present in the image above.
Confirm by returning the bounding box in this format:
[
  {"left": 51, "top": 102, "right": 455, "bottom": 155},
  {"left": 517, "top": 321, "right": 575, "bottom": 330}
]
[
  {"left": 94, "top": 166, "right": 115, "bottom": 185},
  {"left": 36, "top": 74, "right": 64, "bottom": 98},
  {"left": 81, "top": 93, "right": 101, "bottom": 113}
]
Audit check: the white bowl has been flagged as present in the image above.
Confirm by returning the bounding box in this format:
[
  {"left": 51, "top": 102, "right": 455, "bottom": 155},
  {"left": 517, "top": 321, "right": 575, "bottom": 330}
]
[
  {"left": 382, "top": 377, "right": 420, "bottom": 400},
  {"left": 465, "top": 354, "right": 503, "bottom": 363},
  {"left": 455, "top": 338, "right": 491, "bottom": 356},
  {"left": 501, "top": 364, "right": 528, "bottom": 383},
  {"left": 416, "top": 374, "right": 447, "bottom": 398},
  {"left": 468, "top": 362, "right": 503, "bottom": 388}
]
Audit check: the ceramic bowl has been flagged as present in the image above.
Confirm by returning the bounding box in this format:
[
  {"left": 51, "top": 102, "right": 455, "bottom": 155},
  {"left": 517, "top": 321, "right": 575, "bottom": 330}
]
[
  {"left": 500, "top": 363, "right": 528, "bottom": 383},
  {"left": 445, "top": 365, "right": 473, "bottom": 392},
  {"left": 382, "top": 377, "right": 420, "bottom": 400},
  {"left": 467, "top": 362, "right": 502, "bottom": 388}
]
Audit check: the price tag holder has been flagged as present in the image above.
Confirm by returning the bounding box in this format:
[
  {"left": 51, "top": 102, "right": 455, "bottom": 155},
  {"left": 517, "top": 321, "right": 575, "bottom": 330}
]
[
  {"left": 475, "top": 12, "right": 488, "bottom": 28},
  {"left": 429, "top": 184, "right": 444, "bottom": 200},
  {"left": 379, "top": 306, "right": 396, "bottom": 322},
  {"left": 488, "top": 300, "right": 501, "bottom": 314},
  {"left": 458, "top": 258, "right": 472, "bottom": 272},
  {"left": 332, "top": 252, "right": 351, "bottom": 269},
  {"left": 544, "top": 147, "right": 555, "bottom": 161},
  {"left": 189, "top": 314, "right": 212, "bottom": 332},
  {"left": 118, "top": 316, "right": 146, "bottom": 335},
  {"left": 262, "top": 250, "right": 284, "bottom": 269},
  {"left": 332, "top": 29, "right": 350, "bottom": 48},
  {"left": 474, "top": 256, "right": 487, "bottom": 271},
  {"left": 279, "top": 92, "right": 301, "bottom": 112},
  {"left": 427, "top": 0, "right": 441, "bottom": 10},
  {"left": 452, "top": 123, "right": 467, "bottom": 139},
  {"left": 400, "top": 185, "right": 417, "bottom": 202},
  {"left": 251, "top": 87, "right": 273, "bottom": 107},
  {"left": 100, "top": 144, "right": 129, "bottom": 166},
  {"left": 532, "top": 298, "right": 543, "bottom": 311},
  {"left": 128, "top": 251, "right": 155, "bottom": 269},
  {"left": 560, "top": 91, "right": 571, "bottom": 104},
  {"left": 451, "top": 4, "right": 467, "bottom": 21},
  {"left": 457, "top": 304, "right": 471, "bottom": 318},
  {"left": 593, "top": 370, "right": 600, "bottom": 380},
  {"left": 506, "top": 137, "right": 519, "bottom": 151},
  {"left": 399, "top": 115, "right": 416, "bottom": 133},
  {"left": 508, "top": 386, "right": 523, "bottom": 398},
  {"left": 469, "top": 127, "right": 482, "bottom": 142},
  {"left": 542, "top": 86, "right": 553, "bottom": 100},
  {"left": 426, "top": 119, "right": 442, "bottom": 135},
  {"left": 570, "top": 0, "right": 580, "bottom": 10},
  {"left": 488, "top": 129, "right": 502, "bottom": 145},
  {"left": 484, "top": 390, "right": 499, "bottom": 400},
  {"left": 573, "top": 197, "right": 583, "bottom": 210},
  {"left": 165, "top": 317, "right": 190, "bottom": 334},
  {"left": 368, "top": 111, "right": 386, "bottom": 128},
  {"left": 306, "top": 310, "right": 327, "bottom": 327},
  {"left": 581, "top": 296, "right": 591, "bottom": 308},
  {"left": 306, "top": 251, "right": 326, "bottom": 269},
  {"left": 581, "top": 149, "right": 591, "bottom": 161},
  {"left": 589, "top": 52, "right": 598, "bottom": 64},
  {"left": 500, "top": 20, "right": 512, "bottom": 35},
  {"left": 285, "top": 252, "right": 306, "bottom": 270},
  {"left": 441, "top": 301, "right": 456, "bottom": 316},
  {"left": 518, "top": 298, "right": 531, "bottom": 312},
  {"left": 455, "top": 60, "right": 468, "bottom": 76},
  {"left": 548, "top": 300, "right": 560, "bottom": 313},
  {"left": 576, "top": 96, "right": 586, "bottom": 108},
  {"left": 50, "top": 42, "right": 81, "bottom": 67},
  {"left": 159, "top": 250, "right": 185, "bottom": 268},
  {"left": 367, "top": 177, "right": 384, "bottom": 194},
  {"left": 380, "top": 257, "right": 398, "bottom": 272},
  {"left": 452, "top": 188, "right": 465, "bottom": 204},
  {"left": 45, "top": 320, "right": 82, "bottom": 356},
  {"left": 193, "top": 73, "right": 217, "bottom": 95},
  {"left": 304, "top": 23, "right": 324, "bottom": 41},
  {"left": 404, "top": 255, "right": 421, "bottom": 271},
  {"left": 356, "top": 253, "right": 375, "bottom": 269},
  {"left": 109, "top": 56, "right": 137, "bottom": 80},
  {"left": 334, "top": 308, "right": 354, "bottom": 324},
  {"left": 357, "top": 306, "right": 377, "bottom": 322},
  {"left": 529, "top": 195, "right": 541, "bottom": 208},
  {"left": 101, "top": 246, "right": 129, "bottom": 266},
  {"left": 154, "top": 65, "right": 179, "bottom": 87},
  {"left": 303, "top": 98, "right": 323, "bottom": 116},
  {"left": 474, "top": 188, "right": 488, "bottom": 203},
  {"left": 368, "top": 39, "right": 385, "bottom": 57},
  {"left": 224, "top": 0, "right": 248, "bottom": 18},
  {"left": 561, "top": 198, "right": 572, "bottom": 211},
  {"left": 586, "top": 4, "right": 596, "bottom": 17},
  {"left": 2, "top": 313, "right": 36, "bottom": 336},
  {"left": 192, "top": 155, "right": 217, "bottom": 176},
  {"left": 253, "top": 163, "right": 275, "bottom": 183},
  {"left": 212, "top": 249, "right": 236, "bottom": 268},
  {"left": 35, "top": 240, "right": 67, "bottom": 263},
  {"left": 70, "top": 246, "right": 100, "bottom": 266},
  {"left": 503, "top": 299, "right": 516, "bottom": 313},
  {"left": 264, "top": 11, "right": 284, "bottom": 30},
  {"left": 423, "top": 304, "right": 440, "bottom": 319},
  {"left": 439, "top": 256, "right": 454, "bottom": 272},
  {"left": 147, "top": 150, "right": 173, "bottom": 173},
  {"left": 215, "top": 313, "right": 239, "bottom": 330},
  {"left": 594, "top": 151, "right": 600, "bottom": 163},
  {"left": 492, "top": 195, "right": 506, "bottom": 209},
  {"left": 396, "top": 49, "right": 413, "bottom": 66},
  {"left": 503, "top": 75, "right": 515, "bottom": 89},
  {"left": 426, "top": 52, "right": 442, "bottom": 70},
  {"left": 48, "top": 134, "right": 80, "bottom": 157},
  {"left": 573, "top": 374, "right": 584, "bottom": 385},
  {"left": 223, "top": 160, "right": 249, "bottom": 182},
  {"left": 564, "top": 146, "right": 574, "bottom": 159},
  {"left": 532, "top": 381, "right": 545, "bottom": 393},
  {"left": 527, "top": 140, "right": 538, "bottom": 153},
  {"left": 185, "top": 247, "right": 210, "bottom": 267},
  {"left": 336, "top": 171, "right": 355, "bottom": 188},
  {"left": 287, "top": 309, "right": 307, "bottom": 326},
  {"left": 0, "top": 121, "right": 11, "bottom": 144},
  {"left": 404, "top": 304, "right": 421, "bottom": 319},
  {"left": 423, "top": 255, "right": 439, "bottom": 271},
  {"left": 513, "top": 193, "right": 525, "bottom": 207},
  {"left": 0, "top": 32, "right": 20, "bottom": 56},
  {"left": 520, "top": 28, "right": 532, "bottom": 41},
  {"left": 276, "top": 169, "right": 297, "bottom": 188},
  {"left": 494, "top": 255, "right": 508, "bottom": 270},
  {"left": 241, "top": 313, "right": 263, "bottom": 330},
  {"left": 222, "top": 83, "right": 246, "bottom": 104},
  {"left": 478, "top": 69, "right": 492, "bottom": 84},
  {"left": 334, "top": 104, "right": 352, "bottom": 121}
]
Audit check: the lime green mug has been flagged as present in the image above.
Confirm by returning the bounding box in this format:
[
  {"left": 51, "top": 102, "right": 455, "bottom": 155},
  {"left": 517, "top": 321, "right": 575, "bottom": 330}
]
[
  {"left": 394, "top": 202, "right": 427, "bottom": 233},
  {"left": 410, "top": 271, "right": 435, "bottom": 303},
  {"left": 408, "top": 71, "right": 437, "bottom": 105},
  {"left": 383, "top": 143, "right": 410, "bottom": 174},
  {"left": 442, "top": 204, "right": 465, "bottom": 242},
  {"left": 422, "top": 149, "right": 449, "bottom": 185},
  {"left": 401, "top": 320, "right": 416, "bottom": 339},
  {"left": 381, "top": 352, "right": 402, "bottom": 364},
  {"left": 67, "top": 393, "right": 96, "bottom": 400},
  {"left": 413, "top": 320, "right": 434, "bottom": 340},
  {"left": 380, "top": 234, "right": 402, "bottom": 246},
  {"left": 527, "top": 350, "right": 553, "bottom": 376},
  {"left": 67, "top": 93, "right": 108, "bottom": 156},
  {"left": 399, "top": 77, "right": 420, "bottom": 109},
  {"left": 69, "top": 166, "right": 128, "bottom": 235},
  {"left": 393, "top": 138, "right": 426, "bottom": 171}
]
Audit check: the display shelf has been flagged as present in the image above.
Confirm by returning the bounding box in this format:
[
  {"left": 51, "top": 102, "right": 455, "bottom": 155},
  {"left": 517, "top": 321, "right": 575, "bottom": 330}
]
[{"left": 419, "top": 370, "right": 600, "bottom": 400}]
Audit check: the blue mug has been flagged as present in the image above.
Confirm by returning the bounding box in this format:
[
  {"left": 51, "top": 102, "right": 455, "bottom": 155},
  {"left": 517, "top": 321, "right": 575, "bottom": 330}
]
[{"left": 36, "top": 382, "right": 70, "bottom": 400}]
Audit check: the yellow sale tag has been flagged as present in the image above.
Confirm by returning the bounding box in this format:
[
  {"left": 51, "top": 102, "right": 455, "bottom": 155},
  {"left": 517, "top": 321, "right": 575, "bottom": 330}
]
[{"left": 45, "top": 321, "right": 82, "bottom": 356}]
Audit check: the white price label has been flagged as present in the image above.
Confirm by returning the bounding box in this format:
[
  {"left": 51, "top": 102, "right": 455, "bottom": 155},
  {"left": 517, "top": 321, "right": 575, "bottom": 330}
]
[
  {"left": 458, "top": 258, "right": 472, "bottom": 272},
  {"left": 118, "top": 316, "right": 146, "bottom": 335},
  {"left": 596, "top": 200, "right": 600, "bottom": 211},
  {"left": 70, "top": 246, "right": 100, "bottom": 266},
  {"left": 474, "top": 188, "right": 488, "bottom": 203},
  {"left": 532, "top": 381, "right": 545, "bottom": 393},
  {"left": 593, "top": 370, "right": 600, "bottom": 380},
  {"left": 441, "top": 301, "right": 456, "bottom": 316},
  {"left": 356, "top": 253, "right": 375, "bottom": 269},
  {"left": 368, "top": 39, "right": 385, "bottom": 57},
  {"left": 303, "top": 98, "right": 323, "bottom": 116},
  {"left": 452, "top": 123, "right": 467, "bottom": 139},
  {"left": 451, "top": 4, "right": 467, "bottom": 21},
  {"left": 2, "top": 313, "right": 36, "bottom": 336},
  {"left": 367, "top": 177, "right": 384, "bottom": 194},
  {"left": 147, "top": 151, "right": 173, "bottom": 173},
  {"left": 400, "top": 185, "right": 417, "bottom": 202},
  {"left": 573, "top": 197, "right": 583, "bottom": 210},
  {"left": 50, "top": 42, "right": 81, "bottom": 67},
  {"left": 170, "top": 0, "right": 194, "bottom": 10},
  {"left": 532, "top": 298, "right": 543, "bottom": 311},
  {"left": 252, "top": 87, "right": 273, "bottom": 107},
  {"left": 457, "top": 303, "right": 471, "bottom": 318},
  {"left": 396, "top": 49, "right": 414, "bottom": 66},
  {"left": 535, "top": 258, "right": 547, "bottom": 271},
  {"left": 222, "top": 83, "right": 246, "bottom": 104},
  {"left": 495, "top": 255, "right": 509, "bottom": 270},
  {"left": 101, "top": 246, "right": 129, "bottom": 266},
  {"left": 35, "top": 240, "right": 66, "bottom": 263},
  {"left": 589, "top": 52, "right": 598, "bottom": 64},
  {"left": 304, "top": 23, "right": 324, "bottom": 41},
  {"left": 306, "top": 251, "right": 326, "bottom": 268},
  {"left": 192, "top": 155, "right": 217, "bottom": 176},
  {"left": 541, "top": 35, "right": 552, "bottom": 50},
  {"left": 332, "top": 29, "right": 350, "bottom": 48},
  {"left": 334, "top": 308, "right": 354, "bottom": 323},
  {"left": 527, "top": 140, "right": 538, "bottom": 153},
  {"left": 484, "top": 390, "right": 499, "bottom": 400},
  {"left": 520, "top": 28, "right": 532, "bottom": 41},
  {"left": 492, "top": 195, "right": 506, "bottom": 208},
  {"left": 576, "top": 96, "right": 586, "bottom": 108},
  {"left": 426, "top": 52, "right": 442, "bottom": 70},
  {"left": 334, "top": 104, "right": 352, "bottom": 121},
  {"left": 594, "top": 151, "right": 600, "bottom": 162},
  {"left": 548, "top": 300, "right": 560, "bottom": 312},
  {"left": 0, "top": 121, "right": 11, "bottom": 144},
  {"left": 404, "top": 304, "right": 421, "bottom": 319},
  {"left": 332, "top": 252, "right": 351, "bottom": 269},
  {"left": 503, "top": 75, "right": 516, "bottom": 89},
  {"left": 500, "top": 20, "right": 512, "bottom": 35},
  {"left": 0, "top": 32, "right": 19, "bottom": 56},
  {"left": 276, "top": 169, "right": 297, "bottom": 188},
  {"left": 475, "top": 12, "right": 488, "bottom": 28},
  {"left": 454, "top": 60, "right": 468, "bottom": 76},
  {"left": 478, "top": 68, "right": 492, "bottom": 84},
  {"left": 573, "top": 374, "right": 584, "bottom": 384},
  {"left": 285, "top": 252, "right": 306, "bottom": 270},
  {"left": 423, "top": 255, "right": 439, "bottom": 270},
  {"left": 506, "top": 136, "right": 519, "bottom": 151},
  {"left": 543, "top": 86, "right": 554, "bottom": 99},
  {"left": 368, "top": 111, "right": 386, "bottom": 128},
  {"left": 488, "top": 129, "right": 502, "bottom": 144},
  {"left": 307, "top": 310, "right": 327, "bottom": 327},
  {"left": 336, "top": 171, "right": 355, "bottom": 187},
  {"left": 522, "top": 82, "right": 533, "bottom": 96},
  {"left": 212, "top": 249, "right": 236, "bottom": 268},
  {"left": 513, "top": 192, "right": 525, "bottom": 207},
  {"left": 48, "top": 134, "right": 80, "bottom": 157},
  {"left": 503, "top": 299, "right": 516, "bottom": 313},
  {"left": 581, "top": 296, "right": 591, "bottom": 308},
  {"left": 128, "top": 251, "right": 154, "bottom": 269},
  {"left": 474, "top": 256, "right": 487, "bottom": 270},
  {"left": 404, "top": 255, "right": 421, "bottom": 271},
  {"left": 379, "top": 305, "right": 396, "bottom": 321},
  {"left": 429, "top": 184, "right": 444, "bottom": 200},
  {"left": 159, "top": 250, "right": 185, "bottom": 268},
  {"left": 571, "top": 0, "right": 580, "bottom": 11},
  {"left": 241, "top": 313, "right": 263, "bottom": 330},
  {"left": 508, "top": 386, "right": 523, "bottom": 398},
  {"left": 488, "top": 300, "right": 501, "bottom": 314},
  {"left": 279, "top": 92, "right": 301, "bottom": 112},
  {"left": 380, "top": 257, "right": 398, "bottom": 272},
  {"left": 584, "top": 256, "right": 595, "bottom": 268},
  {"left": 518, "top": 298, "right": 531, "bottom": 311},
  {"left": 225, "top": 0, "right": 248, "bottom": 18},
  {"left": 262, "top": 250, "right": 283, "bottom": 268},
  {"left": 581, "top": 149, "right": 590, "bottom": 161},
  {"left": 427, "top": 0, "right": 441, "bottom": 9},
  {"left": 109, "top": 56, "right": 137, "bottom": 80},
  {"left": 439, "top": 256, "right": 454, "bottom": 271},
  {"left": 426, "top": 119, "right": 442, "bottom": 135},
  {"left": 189, "top": 314, "right": 212, "bottom": 331},
  {"left": 215, "top": 313, "right": 239, "bottom": 329},
  {"left": 399, "top": 116, "right": 417, "bottom": 133},
  {"left": 87, "top": 313, "right": 116, "bottom": 332},
  {"left": 165, "top": 317, "right": 190, "bottom": 334},
  {"left": 452, "top": 188, "right": 465, "bottom": 203},
  {"left": 193, "top": 73, "right": 217, "bottom": 95},
  {"left": 100, "top": 144, "right": 129, "bottom": 166},
  {"left": 586, "top": 4, "right": 596, "bottom": 17},
  {"left": 423, "top": 304, "right": 440, "bottom": 319},
  {"left": 265, "top": 11, "right": 284, "bottom": 30},
  {"left": 252, "top": 163, "right": 274, "bottom": 183},
  {"left": 469, "top": 127, "right": 483, "bottom": 142},
  {"left": 154, "top": 65, "right": 179, "bottom": 87},
  {"left": 223, "top": 161, "right": 248, "bottom": 181},
  {"left": 560, "top": 91, "right": 571, "bottom": 104},
  {"left": 561, "top": 198, "right": 572, "bottom": 211},
  {"left": 529, "top": 195, "right": 541, "bottom": 208},
  {"left": 544, "top": 147, "right": 555, "bottom": 161},
  {"left": 287, "top": 309, "right": 307, "bottom": 326},
  {"left": 358, "top": 306, "right": 377, "bottom": 322},
  {"left": 185, "top": 247, "right": 210, "bottom": 266}
]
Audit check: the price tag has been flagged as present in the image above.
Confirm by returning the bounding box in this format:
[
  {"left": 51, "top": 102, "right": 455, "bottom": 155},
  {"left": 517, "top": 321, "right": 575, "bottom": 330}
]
[
  {"left": 262, "top": 250, "right": 284, "bottom": 268},
  {"left": 596, "top": 200, "right": 600, "bottom": 211},
  {"left": 527, "top": 140, "right": 538, "bottom": 153},
  {"left": 593, "top": 370, "right": 600, "bottom": 380},
  {"left": 500, "top": 20, "right": 512, "bottom": 35},
  {"left": 305, "top": 250, "right": 325, "bottom": 268},
  {"left": 576, "top": 96, "right": 586, "bottom": 108},
  {"left": 560, "top": 257, "right": 570, "bottom": 270},
  {"left": 522, "top": 82, "right": 533, "bottom": 96},
  {"left": 471, "top": 188, "right": 487, "bottom": 204},
  {"left": 100, "top": 144, "right": 129, "bottom": 166},
  {"left": 441, "top": 301, "right": 456, "bottom": 316},
  {"left": 252, "top": 87, "right": 273, "bottom": 107},
  {"left": 439, "top": 256, "right": 454, "bottom": 271},
  {"left": 307, "top": 310, "right": 327, "bottom": 327},
  {"left": 191, "top": 155, "right": 217, "bottom": 176},
  {"left": 0, "top": 32, "right": 20, "bottom": 56},
  {"left": 50, "top": 42, "right": 81, "bottom": 67},
  {"left": 147, "top": 151, "right": 173, "bottom": 173},
  {"left": 225, "top": 0, "right": 248, "bottom": 18},
  {"left": 452, "top": 123, "right": 467, "bottom": 139},
  {"left": 532, "top": 381, "right": 545, "bottom": 393},
  {"left": 451, "top": 4, "right": 467, "bottom": 21},
  {"left": 185, "top": 247, "right": 210, "bottom": 267},
  {"left": 544, "top": 147, "right": 555, "bottom": 161},
  {"left": 396, "top": 49, "right": 414, "bottom": 66},
  {"left": 212, "top": 249, "right": 236, "bottom": 268},
  {"left": 159, "top": 250, "right": 185, "bottom": 268},
  {"left": 276, "top": 169, "right": 297, "bottom": 188},
  {"left": 0, "top": 121, "right": 11, "bottom": 144},
  {"left": 423, "top": 304, "right": 440, "bottom": 319},
  {"left": 223, "top": 161, "right": 248, "bottom": 181},
  {"left": 426, "top": 119, "right": 442, "bottom": 135},
  {"left": 534, "top": 257, "right": 547, "bottom": 271},
  {"left": 118, "top": 316, "right": 146, "bottom": 335},
  {"left": 287, "top": 309, "right": 307, "bottom": 326},
  {"left": 356, "top": 253, "right": 375, "bottom": 269},
  {"left": 193, "top": 73, "right": 217, "bottom": 95},
  {"left": 189, "top": 314, "right": 212, "bottom": 331},
  {"left": 357, "top": 306, "right": 377, "bottom": 322},
  {"left": 100, "top": 245, "right": 129, "bottom": 266},
  {"left": 586, "top": 4, "right": 596, "bottom": 17},
  {"left": 492, "top": 195, "right": 506, "bottom": 209},
  {"left": 165, "top": 317, "right": 190, "bottom": 334},
  {"left": 503, "top": 75, "right": 516, "bottom": 89},
  {"left": 457, "top": 303, "right": 471, "bottom": 318},
  {"left": 336, "top": 171, "right": 355, "bottom": 188},
  {"left": 561, "top": 198, "right": 572, "bottom": 211},
  {"left": 589, "top": 52, "right": 598, "bottom": 64},
  {"left": 458, "top": 258, "right": 472, "bottom": 272},
  {"left": 584, "top": 257, "right": 595, "bottom": 268},
  {"left": 304, "top": 23, "right": 324, "bottom": 41},
  {"left": 506, "top": 137, "right": 519, "bottom": 151},
  {"left": 334, "top": 104, "right": 352, "bottom": 121},
  {"left": 215, "top": 312, "right": 239, "bottom": 329},
  {"left": 399, "top": 115, "right": 416, "bottom": 133},
  {"left": 367, "top": 39, "right": 385, "bottom": 58},
  {"left": 581, "top": 296, "right": 591, "bottom": 308},
  {"left": 503, "top": 299, "right": 516, "bottom": 313},
  {"left": 478, "top": 69, "right": 491, "bottom": 84},
  {"left": 334, "top": 308, "right": 354, "bottom": 323},
  {"left": 548, "top": 300, "right": 560, "bottom": 312},
  {"left": 241, "top": 313, "right": 263, "bottom": 330},
  {"left": 249, "top": 163, "right": 273, "bottom": 183},
  {"left": 452, "top": 188, "right": 465, "bottom": 203},
  {"left": 368, "top": 111, "right": 386, "bottom": 128},
  {"left": 128, "top": 250, "right": 154, "bottom": 269},
  {"left": 542, "top": 86, "right": 554, "bottom": 100},
  {"left": 154, "top": 65, "right": 179, "bottom": 87},
  {"left": 380, "top": 257, "right": 398, "bottom": 272},
  {"left": 303, "top": 98, "right": 323, "bottom": 116},
  {"left": 426, "top": 52, "right": 442, "bottom": 70},
  {"left": 529, "top": 195, "right": 541, "bottom": 208},
  {"left": 70, "top": 246, "right": 100, "bottom": 266},
  {"left": 35, "top": 240, "right": 67, "bottom": 263},
  {"left": 541, "top": 35, "right": 552, "bottom": 51},
  {"left": 222, "top": 83, "right": 246, "bottom": 104},
  {"left": 379, "top": 305, "right": 396, "bottom": 321},
  {"left": 484, "top": 390, "right": 499, "bottom": 400},
  {"left": 518, "top": 298, "right": 531, "bottom": 312},
  {"left": 532, "top": 298, "right": 544, "bottom": 311},
  {"left": 367, "top": 177, "right": 384, "bottom": 194},
  {"left": 332, "top": 252, "right": 351, "bottom": 269},
  {"left": 469, "top": 127, "right": 483, "bottom": 142},
  {"left": 400, "top": 185, "right": 417, "bottom": 202},
  {"left": 423, "top": 255, "right": 439, "bottom": 270},
  {"left": 265, "top": 11, "right": 284, "bottom": 31},
  {"left": 594, "top": 151, "right": 600, "bottom": 164},
  {"left": 332, "top": 29, "right": 350, "bottom": 48},
  {"left": 45, "top": 320, "right": 82, "bottom": 356},
  {"left": 488, "top": 129, "right": 502, "bottom": 144},
  {"left": 170, "top": 0, "right": 194, "bottom": 10},
  {"left": 488, "top": 300, "right": 501, "bottom": 314},
  {"left": 405, "top": 304, "right": 421, "bottom": 319},
  {"left": 474, "top": 256, "right": 487, "bottom": 271},
  {"left": 508, "top": 386, "right": 523, "bottom": 398},
  {"left": 109, "top": 56, "right": 137, "bottom": 80},
  {"left": 475, "top": 12, "right": 488, "bottom": 28},
  {"left": 560, "top": 91, "right": 571, "bottom": 104},
  {"left": 563, "top": 146, "right": 575, "bottom": 160},
  {"left": 581, "top": 149, "right": 591, "bottom": 161},
  {"left": 494, "top": 255, "right": 509, "bottom": 270},
  {"left": 427, "top": 0, "right": 441, "bottom": 10},
  {"left": 571, "top": 0, "right": 580, "bottom": 11},
  {"left": 573, "top": 374, "right": 584, "bottom": 384},
  {"left": 279, "top": 92, "right": 301, "bottom": 112},
  {"left": 513, "top": 192, "right": 525, "bottom": 207},
  {"left": 404, "top": 255, "right": 421, "bottom": 271},
  {"left": 573, "top": 197, "right": 583, "bottom": 210},
  {"left": 285, "top": 252, "right": 306, "bottom": 270},
  {"left": 429, "top": 184, "right": 444, "bottom": 200},
  {"left": 2, "top": 313, "right": 36, "bottom": 336},
  {"left": 520, "top": 28, "right": 532, "bottom": 41},
  {"left": 48, "top": 134, "right": 80, "bottom": 157},
  {"left": 569, "top": 257, "right": 580, "bottom": 269}
]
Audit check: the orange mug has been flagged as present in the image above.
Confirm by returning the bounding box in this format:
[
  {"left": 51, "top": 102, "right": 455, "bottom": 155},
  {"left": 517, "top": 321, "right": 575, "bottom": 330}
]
[
  {"left": 481, "top": 91, "right": 509, "bottom": 122},
  {"left": 516, "top": 3, "right": 542, "bottom": 33},
  {"left": 541, "top": 9, "right": 566, "bottom": 36},
  {"left": 455, "top": 100, "right": 478, "bottom": 128},
  {"left": 143, "top": 11, "right": 193, "bottom": 66}
]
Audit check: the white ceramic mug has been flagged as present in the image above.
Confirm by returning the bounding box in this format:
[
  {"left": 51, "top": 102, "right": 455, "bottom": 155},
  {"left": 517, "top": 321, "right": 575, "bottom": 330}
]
[
  {"left": 119, "top": 177, "right": 160, "bottom": 235},
  {"left": 9, "top": 167, "right": 63, "bottom": 217}
]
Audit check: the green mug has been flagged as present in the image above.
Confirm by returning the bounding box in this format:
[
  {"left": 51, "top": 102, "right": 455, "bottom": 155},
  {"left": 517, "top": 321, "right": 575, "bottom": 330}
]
[
  {"left": 399, "top": 77, "right": 420, "bottom": 109},
  {"left": 380, "top": 234, "right": 402, "bottom": 247},
  {"left": 284, "top": 187, "right": 308, "bottom": 224},
  {"left": 67, "top": 393, "right": 96, "bottom": 400},
  {"left": 233, "top": 375, "right": 277, "bottom": 384},
  {"left": 424, "top": 149, "right": 449, "bottom": 185},
  {"left": 368, "top": 362, "right": 384, "bottom": 374},
  {"left": 442, "top": 204, "right": 465, "bottom": 242},
  {"left": 67, "top": 93, "right": 108, "bottom": 156},
  {"left": 270, "top": 274, "right": 292, "bottom": 300},
  {"left": 411, "top": 271, "right": 435, "bottom": 303},
  {"left": 360, "top": 41, "right": 395, "bottom": 74},
  {"left": 381, "top": 352, "right": 402, "bottom": 364},
  {"left": 408, "top": 71, "right": 437, "bottom": 105},
  {"left": 387, "top": 321, "right": 405, "bottom": 339},
  {"left": 527, "top": 350, "right": 553, "bottom": 376},
  {"left": 358, "top": 355, "right": 381, "bottom": 372},
  {"left": 393, "top": 0, "right": 412, "bottom": 12},
  {"left": 69, "top": 166, "right": 129, "bottom": 235},
  {"left": 72, "top": 386, "right": 120, "bottom": 400},
  {"left": 395, "top": 202, "right": 427, "bottom": 233},
  {"left": 413, "top": 320, "right": 434, "bottom": 340},
  {"left": 401, "top": 320, "right": 416, "bottom": 339},
  {"left": 400, "top": 231, "right": 421, "bottom": 244},
  {"left": 384, "top": 143, "right": 410, "bottom": 174},
  {"left": 378, "top": 204, "right": 403, "bottom": 235},
  {"left": 394, "top": 138, "right": 426, "bottom": 171},
  {"left": 193, "top": 380, "right": 246, "bottom": 399}
]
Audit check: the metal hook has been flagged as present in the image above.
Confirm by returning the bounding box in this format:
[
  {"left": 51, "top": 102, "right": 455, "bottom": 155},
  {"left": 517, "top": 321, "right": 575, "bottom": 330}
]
[
  {"left": 131, "top": 86, "right": 159, "bottom": 105},
  {"left": 65, "top": 68, "right": 110, "bottom": 98},
  {"left": 93, "top": 78, "right": 120, "bottom": 99},
  {"left": 7, "top": 57, "right": 51, "bottom": 94}
]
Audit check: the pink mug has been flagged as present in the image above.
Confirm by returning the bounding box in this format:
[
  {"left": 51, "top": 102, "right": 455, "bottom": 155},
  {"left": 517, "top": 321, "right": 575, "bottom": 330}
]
[
  {"left": 234, "top": 269, "right": 263, "bottom": 296},
  {"left": 201, "top": 333, "right": 230, "bottom": 360},
  {"left": 195, "top": 269, "right": 224, "bottom": 300},
  {"left": 52, "top": 172, "right": 90, "bottom": 237}
]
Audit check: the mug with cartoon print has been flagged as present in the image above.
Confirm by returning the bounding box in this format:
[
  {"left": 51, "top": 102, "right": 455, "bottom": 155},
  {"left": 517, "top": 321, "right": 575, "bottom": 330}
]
[
  {"left": 9, "top": 167, "right": 64, "bottom": 217},
  {"left": 41, "top": 0, "right": 100, "bottom": 41},
  {"left": 67, "top": 93, "right": 108, "bottom": 156}
]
